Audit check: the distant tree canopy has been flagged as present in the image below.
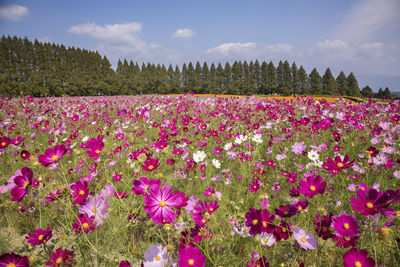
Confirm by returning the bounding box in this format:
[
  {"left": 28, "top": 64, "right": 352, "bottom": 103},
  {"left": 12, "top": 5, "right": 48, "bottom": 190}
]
[{"left": 0, "top": 35, "right": 388, "bottom": 98}]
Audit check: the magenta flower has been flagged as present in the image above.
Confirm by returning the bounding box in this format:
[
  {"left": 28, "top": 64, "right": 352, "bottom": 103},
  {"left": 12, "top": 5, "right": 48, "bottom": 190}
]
[
  {"left": 314, "top": 214, "right": 333, "bottom": 240},
  {"left": 298, "top": 175, "right": 326, "bottom": 198},
  {"left": 0, "top": 136, "right": 11, "bottom": 149},
  {"left": 72, "top": 214, "right": 96, "bottom": 234},
  {"left": 69, "top": 181, "right": 89, "bottom": 204},
  {"left": 178, "top": 246, "right": 206, "bottom": 267},
  {"left": 249, "top": 179, "right": 262, "bottom": 192},
  {"left": 25, "top": 226, "right": 52, "bottom": 245},
  {"left": 78, "top": 196, "right": 109, "bottom": 226},
  {"left": 331, "top": 212, "right": 360, "bottom": 238},
  {"left": 84, "top": 135, "right": 104, "bottom": 160},
  {"left": 351, "top": 188, "right": 400, "bottom": 216},
  {"left": 245, "top": 207, "right": 262, "bottom": 236},
  {"left": 292, "top": 142, "right": 306, "bottom": 155},
  {"left": 324, "top": 155, "right": 354, "bottom": 175},
  {"left": 132, "top": 177, "right": 161, "bottom": 196},
  {"left": 10, "top": 167, "right": 33, "bottom": 202},
  {"left": 38, "top": 144, "right": 66, "bottom": 167},
  {"left": 46, "top": 248, "right": 75, "bottom": 266},
  {"left": 343, "top": 248, "right": 375, "bottom": 267},
  {"left": 203, "top": 187, "right": 215, "bottom": 197},
  {"left": 0, "top": 252, "right": 29, "bottom": 267},
  {"left": 119, "top": 260, "right": 131, "bottom": 267},
  {"left": 293, "top": 227, "right": 317, "bottom": 250},
  {"left": 141, "top": 158, "right": 160, "bottom": 172},
  {"left": 144, "top": 184, "right": 188, "bottom": 224}
]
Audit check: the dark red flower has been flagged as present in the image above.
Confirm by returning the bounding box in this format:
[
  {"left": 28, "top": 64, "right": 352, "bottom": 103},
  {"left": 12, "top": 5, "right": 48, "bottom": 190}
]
[
  {"left": 10, "top": 167, "right": 33, "bottom": 202},
  {"left": 25, "top": 226, "right": 52, "bottom": 245},
  {"left": 46, "top": 248, "right": 75, "bottom": 266}
]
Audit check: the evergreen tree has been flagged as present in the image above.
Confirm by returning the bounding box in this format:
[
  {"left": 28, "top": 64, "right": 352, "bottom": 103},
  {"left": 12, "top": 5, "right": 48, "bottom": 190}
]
[
  {"left": 260, "top": 61, "right": 269, "bottom": 95},
  {"left": 336, "top": 71, "right": 348, "bottom": 96},
  {"left": 347, "top": 72, "right": 361, "bottom": 97},
  {"left": 309, "top": 68, "right": 322, "bottom": 95},
  {"left": 224, "top": 62, "right": 232, "bottom": 94},
  {"left": 291, "top": 62, "right": 300, "bottom": 95},
  {"left": 321, "top": 68, "right": 338, "bottom": 95},
  {"left": 383, "top": 87, "right": 391, "bottom": 98},
  {"left": 216, "top": 63, "right": 224, "bottom": 94},
  {"left": 361, "top": 85, "right": 374, "bottom": 97},
  {"left": 267, "top": 61, "right": 277, "bottom": 94},
  {"left": 201, "top": 62, "right": 210, "bottom": 94},
  {"left": 377, "top": 88, "right": 384, "bottom": 98},
  {"left": 209, "top": 63, "right": 217, "bottom": 94},
  {"left": 231, "top": 61, "right": 243, "bottom": 94},
  {"left": 253, "top": 60, "right": 261, "bottom": 94},
  {"left": 298, "top": 66, "right": 309, "bottom": 95}
]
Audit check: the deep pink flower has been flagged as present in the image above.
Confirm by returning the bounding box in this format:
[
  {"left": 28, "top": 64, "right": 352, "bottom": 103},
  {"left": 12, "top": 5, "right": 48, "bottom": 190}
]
[
  {"left": 25, "top": 226, "right": 52, "bottom": 245},
  {"left": 298, "top": 175, "right": 326, "bottom": 198},
  {"left": 275, "top": 204, "right": 297, "bottom": 218},
  {"left": 10, "top": 167, "right": 33, "bottom": 202},
  {"left": 245, "top": 207, "right": 262, "bottom": 236},
  {"left": 249, "top": 179, "right": 262, "bottom": 192},
  {"left": 0, "top": 252, "right": 29, "bottom": 267},
  {"left": 178, "top": 246, "right": 206, "bottom": 267},
  {"left": 119, "top": 260, "right": 131, "bottom": 267},
  {"left": 331, "top": 212, "right": 360, "bottom": 238},
  {"left": 0, "top": 136, "right": 11, "bottom": 149},
  {"left": 132, "top": 177, "right": 161, "bottom": 196},
  {"left": 273, "top": 221, "right": 291, "bottom": 241},
  {"left": 314, "top": 214, "right": 333, "bottom": 240},
  {"left": 351, "top": 188, "right": 400, "bottom": 216},
  {"left": 343, "top": 248, "right": 375, "bottom": 267},
  {"left": 144, "top": 184, "right": 187, "bottom": 224},
  {"left": 69, "top": 181, "right": 89, "bottom": 204},
  {"left": 141, "top": 158, "right": 160, "bottom": 172},
  {"left": 46, "top": 248, "right": 75, "bottom": 266},
  {"left": 38, "top": 144, "right": 66, "bottom": 167},
  {"left": 72, "top": 214, "right": 96, "bottom": 234},
  {"left": 203, "top": 187, "right": 215, "bottom": 197},
  {"left": 324, "top": 155, "right": 354, "bottom": 175}
]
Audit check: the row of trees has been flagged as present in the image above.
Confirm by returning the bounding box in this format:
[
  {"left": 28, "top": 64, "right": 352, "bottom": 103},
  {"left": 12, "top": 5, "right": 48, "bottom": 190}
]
[
  {"left": 0, "top": 35, "right": 393, "bottom": 98},
  {"left": 115, "top": 59, "right": 362, "bottom": 96}
]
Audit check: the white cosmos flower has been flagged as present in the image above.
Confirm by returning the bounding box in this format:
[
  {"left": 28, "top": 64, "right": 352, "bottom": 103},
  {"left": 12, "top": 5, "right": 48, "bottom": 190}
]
[
  {"left": 193, "top": 151, "right": 207, "bottom": 163},
  {"left": 235, "top": 134, "right": 248, "bottom": 145},
  {"left": 259, "top": 233, "right": 276, "bottom": 246},
  {"left": 82, "top": 136, "right": 89, "bottom": 142},
  {"left": 307, "top": 150, "right": 319, "bottom": 162},
  {"left": 252, "top": 134, "right": 263, "bottom": 144},
  {"left": 212, "top": 159, "right": 221, "bottom": 169},
  {"left": 143, "top": 243, "right": 168, "bottom": 267},
  {"left": 224, "top": 142, "right": 233, "bottom": 151}
]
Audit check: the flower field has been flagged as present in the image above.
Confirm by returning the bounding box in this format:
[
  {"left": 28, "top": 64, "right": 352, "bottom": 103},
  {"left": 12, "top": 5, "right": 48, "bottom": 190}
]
[{"left": 0, "top": 94, "right": 399, "bottom": 267}]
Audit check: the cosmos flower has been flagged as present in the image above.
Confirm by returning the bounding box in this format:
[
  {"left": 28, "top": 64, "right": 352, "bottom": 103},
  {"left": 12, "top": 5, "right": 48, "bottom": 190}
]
[
  {"left": 0, "top": 136, "right": 11, "bottom": 149},
  {"left": 178, "top": 246, "right": 205, "bottom": 267},
  {"left": 298, "top": 175, "right": 326, "bottom": 198},
  {"left": 292, "top": 142, "right": 306, "bottom": 155},
  {"left": 350, "top": 188, "right": 400, "bottom": 216},
  {"left": 45, "top": 248, "right": 75, "bottom": 266},
  {"left": 211, "top": 159, "right": 221, "bottom": 168},
  {"left": 78, "top": 196, "right": 109, "bottom": 226},
  {"left": 144, "top": 184, "right": 188, "bottom": 224},
  {"left": 259, "top": 233, "right": 276, "bottom": 246},
  {"left": 25, "top": 226, "right": 52, "bottom": 245},
  {"left": 141, "top": 158, "right": 160, "bottom": 172},
  {"left": 193, "top": 151, "right": 207, "bottom": 163},
  {"left": 10, "top": 167, "right": 33, "bottom": 202},
  {"left": 343, "top": 248, "right": 375, "bottom": 267},
  {"left": 69, "top": 181, "right": 89, "bottom": 205},
  {"left": 143, "top": 243, "right": 168, "bottom": 267},
  {"left": 132, "top": 177, "right": 161, "bottom": 196},
  {"left": 245, "top": 207, "right": 263, "bottom": 236},
  {"left": 38, "top": 144, "right": 67, "bottom": 167},
  {"left": 72, "top": 214, "right": 96, "bottom": 234},
  {"left": 0, "top": 252, "right": 30, "bottom": 267},
  {"left": 314, "top": 214, "right": 333, "bottom": 240},
  {"left": 119, "top": 260, "right": 131, "bottom": 267},
  {"left": 293, "top": 227, "right": 317, "bottom": 250},
  {"left": 331, "top": 212, "right": 360, "bottom": 238}
]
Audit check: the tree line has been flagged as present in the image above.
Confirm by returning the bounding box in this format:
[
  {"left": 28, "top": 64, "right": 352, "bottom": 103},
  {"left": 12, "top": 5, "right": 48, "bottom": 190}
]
[{"left": 0, "top": 35, "right": 394, "bottom": 98}]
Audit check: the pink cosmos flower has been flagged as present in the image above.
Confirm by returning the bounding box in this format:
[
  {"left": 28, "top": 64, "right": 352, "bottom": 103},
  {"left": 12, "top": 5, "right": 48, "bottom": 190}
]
[
  {"left": 78, "top": 196, "right": 109, "bottom": 226},
  {"left": 144, "top": 184, "right": 188, "bottom": 224},
  {"left": 69, "top": 181, "right": 89, "bottom": 205},
  {"left": 298, "top": 175, "right": 326, "bottom": 198},
  {"left": 72, "top": 214, "right": 96, "bottom": 234},
  {"left": 0, "top": 252, "right": 30, "bottom": 267},
  {"left": 142, "top": 158, "right": 160, "bottom": 172},
  {"left": 38, "top": 144, "right": 67, "bottom": 167},
  {"left": 331, "top": 212, "right": 360, "bottom": 238},
  {"left": 293, "top": 227, "right": 317, "bottom": 250},
  {"left": 132, "top": 177, "right": 161, "bottom": 196},
  {"left": 292, "top": 142, "right": 306, "bottom": 155},
  {"left": 178, "top": 246, "right": 205, "bottom": 267},
  {"left": 25, "top": 226, "right": 52, "bottom": 245},
  {"left": 46, "top": 248, "right": 75, "bottom": 266},
  {"left": 343, "top": 248, "right": 375, "bottom": 267},
  {"left": 10, "top": 167, "right": 33, "bottom": 202},
  {"left": 351, "top": 188, "right": 400, "bottom": 216},
  {"left": 0, "top": 136, "right": 11, "bottom": 149}
]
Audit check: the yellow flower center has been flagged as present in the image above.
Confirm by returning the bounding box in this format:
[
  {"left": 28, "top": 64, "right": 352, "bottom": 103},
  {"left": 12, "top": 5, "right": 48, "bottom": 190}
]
[
  {"left": 337, "top": 162, "right": 344, "bottom": 168},
  {"left": 322, "top": 227, "right": 327, "bottom": 232},
  {"left": 51, "top": 155, "right": 59, "bottom": 161},
  {"left": 95, "top": 149, "right": 100, "bottom": 154},
  {"left": 1, "top": 142, "right": 6, "bottom": 146},
  {"left": 79, "top": 190, "right": 85, "bottom": 196},
  {"left": 300, "top": 237, "right": 307, "bottom": 243},
  {"left": 366, "top": 202, "right": 373, "bottom": 208},
  {"left": 252, "top": 219, "right": 258, "bottom": 225},
  {"left": 56, "top": 257, "right": 62, "bottom": 264},
  {"left": 282, "top": 228, "right": 286, "bottom": 232},
  {"left": 283, "top": 211, "right": 288, "bottom": 215},
  {"left": 92, "top": 208, "right": 96, "bottom": 213},
  {"left": 155, "top": 256, "right": 160, "bottom": 261},
  {"left": 159, "top": 201, "right": 166, "bottom": 207},
  {"left": 82, "top": 223, "right": 89, "bottom": 229},
  {"left": 209, "top": 207, "right": 214, "bottom": 212},
  {"left": 343, "top": 223, "right": 350, "bottom": 229},
  {"left": 7, "top": 264, "right": 17, "bottom": 267},
  {"left": 23, "top": 181, "right": 29, "bottom": 189},
  {"left": 298, "top": 206, "right": 302, "bottom": 211},
  {"left": 262, "top": 221, "right": 267, "bottom": 227},
  {"left": 148, "top": 165, "right": 154, "bottom": 170},
  {"left": 354, "top": 261, "right": 362, "bottom": 267},
  {"left": 38, "top": 234, "right": 44, "bottom": 240},
  {"left": 309, "top": 185, "right": 316, "bottom": 191},
  {"left": 188, "top": 259, "right": 194, "bottom": 265}
]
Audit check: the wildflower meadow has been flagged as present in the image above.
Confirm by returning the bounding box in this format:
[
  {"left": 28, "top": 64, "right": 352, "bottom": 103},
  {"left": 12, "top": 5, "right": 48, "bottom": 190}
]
[{"left": 0, "top": 94, "right": 399, "bottom": 267}]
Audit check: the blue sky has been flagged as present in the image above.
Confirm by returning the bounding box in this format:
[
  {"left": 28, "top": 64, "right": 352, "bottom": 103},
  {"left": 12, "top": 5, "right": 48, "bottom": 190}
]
[{"left": 1, "top": 0, "right": 400, "bottom": 91}]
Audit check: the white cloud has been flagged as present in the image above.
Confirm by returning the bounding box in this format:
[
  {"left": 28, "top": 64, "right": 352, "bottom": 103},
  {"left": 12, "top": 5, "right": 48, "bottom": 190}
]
[
  {"left": 357, "top": 42, "right": 384, "bottom": 58},
  {"left": 0, "top": 5, "right": 29, "bottom": 21},
  {"left": 68, "top": 22, "right": 145, "bottom": 49},
  {"left": 205, "top": 42, "right": 256, "bottom": 56},
  {"left": 317, "top": 40, "right": 349, "bottom": 50},
  {"left": 172, "top": 28, "right": 196, "bottom": 39},
  {"left": 332, "top": 0, "right": 400, "bottom": 43}
]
